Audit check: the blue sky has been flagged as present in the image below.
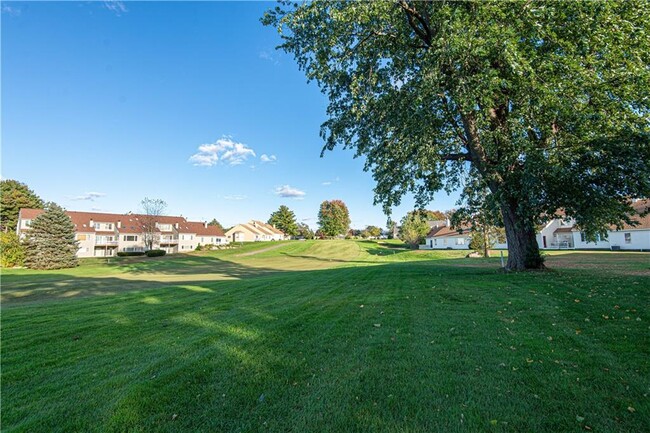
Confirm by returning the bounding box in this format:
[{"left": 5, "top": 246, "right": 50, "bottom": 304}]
[{"left": 2, "top": 1, "right": 460, "bottom": 229}]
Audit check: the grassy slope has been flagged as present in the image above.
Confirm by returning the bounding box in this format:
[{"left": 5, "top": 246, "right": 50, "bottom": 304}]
[{"left": 2, "top": 241, "right": 649, "bottom": 432}]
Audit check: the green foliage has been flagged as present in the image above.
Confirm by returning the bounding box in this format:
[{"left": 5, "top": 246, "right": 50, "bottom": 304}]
[
  {"left": 317, "top": 200, "right": 351, "bottom": 237},
  {"left": 364, "top": 225, "right": 382, "bottom": 238},
  {"left": 264, "top": 1, "right": 650, "bottom": 269},
  {"left": 399, "top": 211, "right": 430, "bottom": 248},
  {"left": 268, "top": 205, "right": 298, "bottom": 236},
  {"left": 207, "top": 219, "right": 224, "bottom": 231},
  {"left": 116, "top": 251, "right": 145, "bottom": 257},
  {"left": 296, "top": 222, "right": 314, "bottom": 239},
  {"left": 0, "top": 231, "right": 25, "bottom": 267},
  {"left": 0, "top": 179, "right": 44, "bottom": 232},
  {"left": 145, "top": 249, "right": 166, "bottom": 257},
  {"left": 24, "top": 202, "right": 78, "bottom": 270}
]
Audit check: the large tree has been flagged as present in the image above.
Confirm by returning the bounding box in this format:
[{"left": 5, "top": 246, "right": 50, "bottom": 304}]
[
  {"left": 268, "top": 205, "right": 298, "bottom": 236},
  {"left": 1, "top": 179, "right": 44, "bottom": 232},
  {"left": 140, "top": 197, "right": 167, "bottom": 251},
  {"left": 318, "top": 200, "right": 351, "bottom": 237},
  {"left": 264, "top": 1, "right": 650, "bottom": 270},
  {"left": 24, "top": 202, "right": 78, "bottom": 270}
]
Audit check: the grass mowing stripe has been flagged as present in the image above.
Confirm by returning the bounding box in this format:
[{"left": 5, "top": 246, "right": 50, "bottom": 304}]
[{"left": 2, "top": 241, "right": 648, "bottom": 432}]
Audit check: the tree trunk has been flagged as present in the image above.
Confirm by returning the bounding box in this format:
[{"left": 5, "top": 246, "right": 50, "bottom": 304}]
[
  {"left": 500, "top": 201, "right": 544, "bottom": 271},
  {"left": 483, "top": 225, "right": 490, "bottom": 258}
]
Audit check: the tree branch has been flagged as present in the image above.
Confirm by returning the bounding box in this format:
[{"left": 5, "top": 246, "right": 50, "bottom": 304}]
[
  {"left": 397, "top": 0, "right": 432, "bottom": 47},
  {"left": 441, "top": 153, "right": 472, "bottom": 162}
]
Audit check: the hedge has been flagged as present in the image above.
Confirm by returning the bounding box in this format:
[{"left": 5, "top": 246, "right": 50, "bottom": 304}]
[
  {"left": 145, "top": 249, "right": 166, "bottom": 257},
  {"left": 116, "top": 251, "right": 146, "bottom": 257}
]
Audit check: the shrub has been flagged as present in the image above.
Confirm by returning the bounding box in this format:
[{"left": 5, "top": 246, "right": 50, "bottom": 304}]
[
  {"left": 117, "top": 251, "right": 145, "bottom": 257},
  {"left": 1, "top": 232, "right": 26, "bottom": 267},
  {"left": 146, "top": 249, "right": 166, "bottom": 257}
]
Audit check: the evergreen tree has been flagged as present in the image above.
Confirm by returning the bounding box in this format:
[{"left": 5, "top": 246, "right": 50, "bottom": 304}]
[
  {"left": 1, "top": 179, "right": 44, "bottom": 232},
  {"left": 24, "top": 202, "right": 78, "bottom": 270},
  {"left": 268, "top": 205, "right": 298, "bottom": 236},
  {"left": 207, "top": 218, "right": 224, "bottom": 231},
  {"left": 318, "top": 200, "right": 351, "bottom": 237}
]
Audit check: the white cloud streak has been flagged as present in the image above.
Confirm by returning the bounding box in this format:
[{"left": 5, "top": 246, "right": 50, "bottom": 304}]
[
  {"left": 70, "top": 192, "right": 106, "bottom": 201},
  {"left": 275, "top": 185, "right": 306, "bottom": 199},
  {"left": 189, "top": 137, "right": 256, "bottom": 167},
  {"left": 223, "top": 195, "right": 247, "bottom": 201},
  {"left": 104, "top": 1, "right": 127, "bottom": 15}
]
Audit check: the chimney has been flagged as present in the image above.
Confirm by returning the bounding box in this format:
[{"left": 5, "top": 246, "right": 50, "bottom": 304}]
[
  {"left": 204, "top": 222, "right": 208, "bottom": 228},
  {"left": 117, "top": 220, "right": 121, "bottom": 229},
  {"left": 446, "top": 218, "right": 450, "bottom": 227},
  {"left": 90, "top": 219, "right": 94, "bottom": 227},
  {"left": 175, "top": 222, "right": 179, "bottom": 229}
]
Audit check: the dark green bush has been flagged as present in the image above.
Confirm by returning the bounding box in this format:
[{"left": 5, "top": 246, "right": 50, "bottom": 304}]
[
  {"left": 146, "top": 249, "right": 166, "bottom": 257},
  {"left": 117, "top": 251, "right": 145, "bottom": 257}
]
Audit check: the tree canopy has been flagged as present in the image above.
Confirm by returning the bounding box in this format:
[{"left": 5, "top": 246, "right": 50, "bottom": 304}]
[
  {"left": 264, "top": 1, "right": 650, "bottom": 269},
  {"left": 24, "top": 202, "right": 78, "bottom": 270},
  {"left": 268, "top": 205, "right": 298, "bottom": 236},
  {"left": 207, "top": 219, "right": 224, "bottom": 231},
  {"left": 318, "top": 200, "right": 351, "bottom": 237},
  {"left": 1, "top": 179, "right": 44, "bottom": 232},
  {"left": 399, "top": 211, "right": 431, "bottom": 247}
]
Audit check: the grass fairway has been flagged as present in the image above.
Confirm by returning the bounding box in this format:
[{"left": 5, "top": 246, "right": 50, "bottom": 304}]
[{"left": 2, "top": 241, "right": 649, "bottom": 432}]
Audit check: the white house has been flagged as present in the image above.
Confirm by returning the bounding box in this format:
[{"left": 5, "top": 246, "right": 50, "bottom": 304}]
[{"left": 420, "top": 199, "right": 650, "bottom": 251}]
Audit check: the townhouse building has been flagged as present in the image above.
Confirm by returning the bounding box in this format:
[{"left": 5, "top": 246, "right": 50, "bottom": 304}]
[{"left": 17, "top": 209, "right": 228, "bottom": 258}]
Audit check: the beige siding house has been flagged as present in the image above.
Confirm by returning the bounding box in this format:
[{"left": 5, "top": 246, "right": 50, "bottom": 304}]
[
  {"left": 225, "top": 220, "right": 286, "bottom": 242},
  {"left": 17, "top": 209, "right": 228, "bottom": 257}
]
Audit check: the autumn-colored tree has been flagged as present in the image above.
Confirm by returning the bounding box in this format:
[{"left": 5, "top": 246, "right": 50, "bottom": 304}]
[{"left": 317, "top": 200, "right": 351, "bottom": 237}]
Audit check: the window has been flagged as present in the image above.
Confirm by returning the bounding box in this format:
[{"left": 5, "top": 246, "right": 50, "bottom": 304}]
[
  {"left": 443, "top": 239, "right": 447, "bottom": 246},
  {"left": 77, "top": 234, "right": 87, "bottom": 241},
  {"left": 624, "top": 233, "right": 631, "bottom": 244},
  {"left": 123, "top": 235, "right": 138, "bottom": 242},
  {"left": 94, "top": 223, "right": 100, "bottom": 229},
  {"left": 455, "top": 238, "right": 465, "bottom": 245},
  {"left": 434, "top": 239, "right": 437, "bottom": 246},
  {"left": 24, "top": 220, "right": 32, "bottom": 227},
  {"left": 106, "top": 223, "right": 113, "bottom": 230}
]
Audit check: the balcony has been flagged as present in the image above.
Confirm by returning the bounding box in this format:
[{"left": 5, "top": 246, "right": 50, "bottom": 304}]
[
  {"left": 95, "top": 240, "right": 119, "bottom": 246},
  {"left": 160, "top": 236, "right": 179, "bottom": 245}
]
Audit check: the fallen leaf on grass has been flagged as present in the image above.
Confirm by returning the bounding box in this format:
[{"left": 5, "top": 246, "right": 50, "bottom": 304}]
[
  {"left": 576, "top": 415, "right": 585, "bottom": 422},
  {"left": 627, "top": 406, "right": 635, "bottom": 413},
  {"left": 373, "top": 324, "right": 381, "bottom": 328},
  {"left": 171, "top": 414, "right": 178, "bottom": 421}
]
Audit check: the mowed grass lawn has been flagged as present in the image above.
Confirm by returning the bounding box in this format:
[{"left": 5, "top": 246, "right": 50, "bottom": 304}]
[{"left": 2, "top": 241, "right": 649, "bottom": 432}]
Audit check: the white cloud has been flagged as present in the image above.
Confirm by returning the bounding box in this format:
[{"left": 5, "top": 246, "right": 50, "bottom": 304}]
[
  {"left": 274, "top": 185, "right": 306, "bottom": 199},
  {"left": 1, "top": 5, "right": 21, "bottom": 16},
  {"left": 223, "top": 195, "right": 247, "bottom": 201},
  {"left": 189, "top": 137, "right": 256, "bottom": 167},
  {"left": 259, "top": 51, "right": 279, "bottom": 65},
  {"left": 70, "top": 192, "right": 106, "bottom": 201},
  {"left": 321, "top": 181, "right": 332, "bottom": 186},
  {"left": 260, "top": 154, "right": 277, "bottom": 163},
  {"left": 104, "top": 1, "right": 127, "bottom": 15}
]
